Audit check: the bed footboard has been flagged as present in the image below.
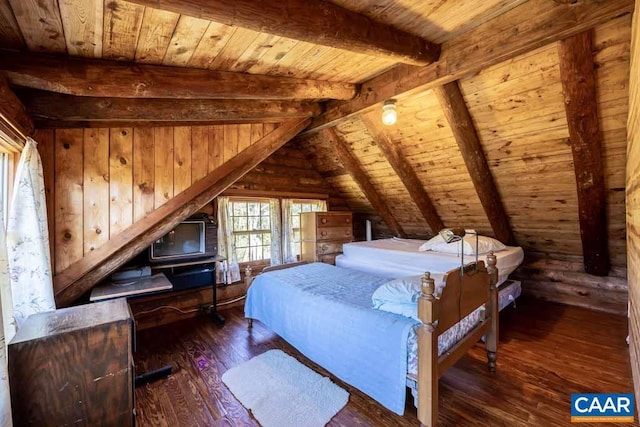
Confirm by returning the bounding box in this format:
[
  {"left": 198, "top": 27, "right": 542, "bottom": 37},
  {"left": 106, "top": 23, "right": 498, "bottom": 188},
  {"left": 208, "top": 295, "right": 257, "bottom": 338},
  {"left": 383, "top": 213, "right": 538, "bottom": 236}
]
[{"left": 417, "top": 253, "right": 499, "bottom": 427}]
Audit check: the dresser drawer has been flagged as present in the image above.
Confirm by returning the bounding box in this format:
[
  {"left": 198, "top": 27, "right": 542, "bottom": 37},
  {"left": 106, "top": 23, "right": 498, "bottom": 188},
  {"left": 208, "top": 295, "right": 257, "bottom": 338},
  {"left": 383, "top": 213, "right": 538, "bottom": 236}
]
[
  {"left": 317, "top": 213, "right": 352, "bottom": 228},
  {"left": 316, "top": 241, "right": 346, "bottom": 255},
  {"left": 317, "top": 227, "right": 352, "bottom": 241}
]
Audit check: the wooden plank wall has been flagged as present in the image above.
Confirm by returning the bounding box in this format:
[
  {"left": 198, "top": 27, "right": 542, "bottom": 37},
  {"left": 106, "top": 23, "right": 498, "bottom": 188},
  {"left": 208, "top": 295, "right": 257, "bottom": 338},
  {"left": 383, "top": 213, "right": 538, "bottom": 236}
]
[
  {"left": 626, "top": 0, "right": 640, "bottom": 410},
  {"left": 36, "top": 123, "right": 341, "bottom": 275}
]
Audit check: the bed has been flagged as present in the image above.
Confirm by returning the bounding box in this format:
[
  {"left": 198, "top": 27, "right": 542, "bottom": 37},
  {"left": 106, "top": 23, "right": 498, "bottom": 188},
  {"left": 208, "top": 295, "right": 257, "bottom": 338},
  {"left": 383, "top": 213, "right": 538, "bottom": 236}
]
[
  {"left": 336, "top": 237, "right": 524, "bottom": 310},
  {"left": 244, "top": 254, "right": 500, "bottom": 426}
]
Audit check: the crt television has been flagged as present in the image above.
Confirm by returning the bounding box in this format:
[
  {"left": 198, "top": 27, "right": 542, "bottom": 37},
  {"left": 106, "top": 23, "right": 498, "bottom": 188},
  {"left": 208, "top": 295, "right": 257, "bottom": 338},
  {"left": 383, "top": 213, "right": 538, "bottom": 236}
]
[{"left": 149, "top": 216, "right": 217, "bottom": 263}]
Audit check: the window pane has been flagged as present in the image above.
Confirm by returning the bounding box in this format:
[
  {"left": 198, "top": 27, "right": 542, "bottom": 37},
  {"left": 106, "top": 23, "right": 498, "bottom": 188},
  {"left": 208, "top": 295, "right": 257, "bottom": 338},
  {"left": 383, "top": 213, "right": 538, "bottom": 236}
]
[
  {"left": 248, "top": 202, "right": 260, "bottom": 216},
  {"left": 301, "top": 203, "right": 312, "bottom": 212},
  {"left": 293, "top": 230, "right": 300, "bottom": 242},
  {"left": 233, "top": 202, "right": 247, "bottom": 216},
  {"left": 233, "top": 217, "right": 248, "bottom": 231},
  {"left": 291, "top": 204, "right": 301, "bottom": 215},
  {"left": 261, "top": 203, "right": 269, "bottom": 215},
  {"left": 250, "top": 233, "right": 262, "bottom": 246},
  {"left": 263, "top": 233, "right": 271, "bottom": 245},
  {"left": 263, "top": 245, "right": 271, "bottom": 259},
  {"left": 248, "top": 216, "right": 260, "bottom": 230},
  {"left": 250, "top": 246, "right": 262, "bottom": 261},
  {"left": 292, "top": 216, "right": 300, "bottom": 228},
  {"left": 236, "top": 234, "right": 249, "bottom": 247},
  {"left": 236, "top": 247, "right": 249, "bottom": 263},
  {"left": 262, "top": 216, "right": 270, "bottom": 230}
]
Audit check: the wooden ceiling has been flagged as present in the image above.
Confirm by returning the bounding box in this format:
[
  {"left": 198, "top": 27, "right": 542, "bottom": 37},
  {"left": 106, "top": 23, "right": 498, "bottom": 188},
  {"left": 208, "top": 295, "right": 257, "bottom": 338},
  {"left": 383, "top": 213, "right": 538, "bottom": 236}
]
[{"left": 0, "top": 0, "right": 635, "bottom": 306}]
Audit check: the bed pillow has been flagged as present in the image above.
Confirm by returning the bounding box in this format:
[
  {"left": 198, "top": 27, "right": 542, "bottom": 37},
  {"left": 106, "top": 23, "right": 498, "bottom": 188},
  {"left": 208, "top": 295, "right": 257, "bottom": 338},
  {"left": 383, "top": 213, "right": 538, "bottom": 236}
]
[
  {"left": 372, "top": 275, "right": 445, "bottom": 308},
  {"left": 418, "top": 234, "right": 506, "bottom": 255}
]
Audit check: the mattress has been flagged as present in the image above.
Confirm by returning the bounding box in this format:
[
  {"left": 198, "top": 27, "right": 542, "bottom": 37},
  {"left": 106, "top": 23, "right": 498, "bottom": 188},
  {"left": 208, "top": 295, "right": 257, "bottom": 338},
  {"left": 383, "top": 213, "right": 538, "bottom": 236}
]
[
  {"left": 406, "top": 279, "right": 521, "bottom": 377},
  {"left": 336, "top": 238, "right": 524, "bottom": 285}
]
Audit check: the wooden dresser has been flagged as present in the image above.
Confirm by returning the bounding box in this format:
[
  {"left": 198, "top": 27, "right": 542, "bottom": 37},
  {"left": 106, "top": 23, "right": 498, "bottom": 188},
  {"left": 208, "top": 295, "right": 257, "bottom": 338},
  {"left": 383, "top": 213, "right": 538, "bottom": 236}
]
[
  {"left": 300, "top": 211, "right": 353, "bottom": 264},
  {"left": 8, "top": 299, "right": 134, "bottom": 426}
]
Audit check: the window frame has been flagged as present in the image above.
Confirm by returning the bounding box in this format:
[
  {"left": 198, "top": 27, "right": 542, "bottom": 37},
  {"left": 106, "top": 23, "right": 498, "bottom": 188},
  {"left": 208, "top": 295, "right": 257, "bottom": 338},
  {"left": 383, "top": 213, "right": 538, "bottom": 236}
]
[{"left": 228, "top": 197, "right": 272, "bottom": 264}]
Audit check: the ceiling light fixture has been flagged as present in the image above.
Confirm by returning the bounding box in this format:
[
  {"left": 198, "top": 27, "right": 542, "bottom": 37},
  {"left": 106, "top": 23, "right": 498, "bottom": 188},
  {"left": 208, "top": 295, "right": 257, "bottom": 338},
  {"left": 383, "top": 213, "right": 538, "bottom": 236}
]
[{"left": 381, "top": 99, "right": 397, "bottom": 126}]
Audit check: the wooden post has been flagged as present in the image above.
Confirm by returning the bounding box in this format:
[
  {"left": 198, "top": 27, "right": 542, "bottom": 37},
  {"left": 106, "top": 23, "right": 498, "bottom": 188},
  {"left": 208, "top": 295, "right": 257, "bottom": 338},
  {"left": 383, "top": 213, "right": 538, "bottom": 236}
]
[
  {"left": 558, "top": 31, "right": 609, "bottom": 276},
  {"left": 417, "top": 272, "right": 438, "bottom": 426},
  {"left": 485, "top": 252, "right": 499, "bottom": 372}
]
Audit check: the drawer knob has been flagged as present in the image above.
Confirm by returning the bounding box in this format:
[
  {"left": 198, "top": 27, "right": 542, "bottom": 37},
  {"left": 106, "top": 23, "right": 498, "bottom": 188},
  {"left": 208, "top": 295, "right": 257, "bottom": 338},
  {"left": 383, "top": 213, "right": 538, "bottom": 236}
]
[
  {"left": 345, "top": 230, "right": 350, "bottom": 235},
  {"left": 319, "top": 244, "right": 328, "bottom": 252},
  {"left": 346, "top": 218, "right": 351, "bottom": 223},
  {"left": 321, "top": 218, "right": 327, "bottom": 224},
  {"left": 321, "top": 231, "right": 327, "bottom": 236}
]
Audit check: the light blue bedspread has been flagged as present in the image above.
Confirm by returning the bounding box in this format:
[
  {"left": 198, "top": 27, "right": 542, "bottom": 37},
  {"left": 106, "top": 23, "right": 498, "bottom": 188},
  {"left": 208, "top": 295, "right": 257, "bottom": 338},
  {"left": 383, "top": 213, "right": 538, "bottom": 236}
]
[{"left": 244, "top": 262, "right": 418, "bottom": 415}]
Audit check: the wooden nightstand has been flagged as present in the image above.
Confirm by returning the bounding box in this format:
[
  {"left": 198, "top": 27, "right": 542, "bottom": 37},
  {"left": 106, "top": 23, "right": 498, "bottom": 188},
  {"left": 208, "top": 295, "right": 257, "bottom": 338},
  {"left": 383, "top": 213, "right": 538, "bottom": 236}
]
[{"left": 300, "top": 211, "right": 353, "bottom": 265}]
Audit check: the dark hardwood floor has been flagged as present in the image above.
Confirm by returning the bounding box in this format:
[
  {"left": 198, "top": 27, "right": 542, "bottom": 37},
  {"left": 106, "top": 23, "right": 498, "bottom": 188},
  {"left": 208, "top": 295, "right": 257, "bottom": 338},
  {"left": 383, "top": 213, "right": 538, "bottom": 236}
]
[{"left": 134, "top": 297, "right": 634, "bottom": 426}]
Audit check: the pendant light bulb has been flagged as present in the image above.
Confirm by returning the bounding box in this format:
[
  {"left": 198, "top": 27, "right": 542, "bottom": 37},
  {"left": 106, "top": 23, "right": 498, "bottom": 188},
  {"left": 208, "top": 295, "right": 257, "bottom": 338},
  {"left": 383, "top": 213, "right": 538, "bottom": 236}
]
[{"left": 382, "top": 99, "right": 397, "bottom": 126}]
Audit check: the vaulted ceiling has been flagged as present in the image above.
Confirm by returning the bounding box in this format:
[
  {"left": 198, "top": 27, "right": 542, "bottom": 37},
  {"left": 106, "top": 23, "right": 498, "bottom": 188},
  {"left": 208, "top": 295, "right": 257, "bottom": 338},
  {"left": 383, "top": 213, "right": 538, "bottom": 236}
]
[{"left": 0, "top": 0, "right": 634, "bottom": 307}]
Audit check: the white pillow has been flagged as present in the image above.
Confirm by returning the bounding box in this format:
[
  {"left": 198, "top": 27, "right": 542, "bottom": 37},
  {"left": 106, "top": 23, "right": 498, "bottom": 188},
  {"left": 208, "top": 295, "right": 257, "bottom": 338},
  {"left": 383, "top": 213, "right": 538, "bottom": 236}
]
[
  {"left": 418, "top": 234, "right": 506, "bottom": 255},
  {"left": 371, "top": 275, "right": 445, "bottom": 308}
]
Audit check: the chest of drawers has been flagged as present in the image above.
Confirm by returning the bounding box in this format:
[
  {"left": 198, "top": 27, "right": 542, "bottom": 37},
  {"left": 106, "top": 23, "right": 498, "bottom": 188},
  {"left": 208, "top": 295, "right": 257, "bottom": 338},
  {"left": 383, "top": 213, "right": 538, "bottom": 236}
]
[{"left": 300, "top": 211, "right": 353, "bottom": 264}]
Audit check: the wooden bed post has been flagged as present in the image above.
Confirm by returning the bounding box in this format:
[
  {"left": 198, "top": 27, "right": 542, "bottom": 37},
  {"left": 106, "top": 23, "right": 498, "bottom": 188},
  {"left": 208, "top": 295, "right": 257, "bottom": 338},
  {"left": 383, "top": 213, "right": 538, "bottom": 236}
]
[
  {"left": 417, "top": 272, "right": 438, "bottom": 427},
  {"left": 485, "top": 252, "right": 499, "bottom": 372}
]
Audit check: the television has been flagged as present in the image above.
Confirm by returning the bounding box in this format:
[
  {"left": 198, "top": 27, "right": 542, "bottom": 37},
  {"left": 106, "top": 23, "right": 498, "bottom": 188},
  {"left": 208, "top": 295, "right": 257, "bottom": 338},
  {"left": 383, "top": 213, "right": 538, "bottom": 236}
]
[{"left": 149, "top": 215, "right": 217, "bottom": 263}]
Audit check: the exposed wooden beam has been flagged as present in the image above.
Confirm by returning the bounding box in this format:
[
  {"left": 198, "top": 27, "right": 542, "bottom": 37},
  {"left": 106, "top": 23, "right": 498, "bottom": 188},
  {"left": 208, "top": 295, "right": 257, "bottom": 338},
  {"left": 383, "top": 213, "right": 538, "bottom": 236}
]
[
  {"left": 0, "top": 76, "right": 34, "bottom": 142},
  {"left": 0, "top": 52, "right": 357, "bottom": 101},
  {"left": 18, "top": 90, "right": 322, "bottom": 123},
  {"left": 325, "top": 128, "right": 406, "bottom": 238},
  {"left": 360, "top": 114, "right": 445, "bottom": 234},
  {"left": 558, "top": 31, "right": 609, "bottom": 276},
  {"left": 33, "top": 119, "right": 281, "bottom": 129},
  {"left": 54, "top": 118, "right": 309, "bottom": 307},
  {"left": 304, "top": 0, "right": 634, "bottom": 134},
  {"left": 126, "top": 0, "right": 440, "bottom": 66},
  {"left": 434, "top": 81, "right": 514, "bottom": 245}
]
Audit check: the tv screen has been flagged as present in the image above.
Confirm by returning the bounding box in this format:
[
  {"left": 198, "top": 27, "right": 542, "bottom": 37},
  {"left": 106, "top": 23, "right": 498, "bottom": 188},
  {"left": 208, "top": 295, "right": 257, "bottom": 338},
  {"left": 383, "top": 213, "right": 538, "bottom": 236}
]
[{"left": 150, "top": 221, "right": 205, "bottom": 260}]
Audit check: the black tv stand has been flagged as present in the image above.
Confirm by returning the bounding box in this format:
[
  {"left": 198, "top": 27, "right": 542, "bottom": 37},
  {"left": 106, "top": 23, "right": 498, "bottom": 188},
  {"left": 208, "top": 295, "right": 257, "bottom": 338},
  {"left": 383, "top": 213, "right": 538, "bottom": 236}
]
[{"left": 153, "top": 255, "right": 227, "bottom": 326}]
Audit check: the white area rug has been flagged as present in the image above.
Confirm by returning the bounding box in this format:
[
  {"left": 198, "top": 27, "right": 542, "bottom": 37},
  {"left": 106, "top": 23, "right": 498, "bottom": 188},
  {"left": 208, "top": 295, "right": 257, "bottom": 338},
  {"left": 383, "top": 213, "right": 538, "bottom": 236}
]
[{"left": 221, "top": 349, "right": 349, "bottom": 427}]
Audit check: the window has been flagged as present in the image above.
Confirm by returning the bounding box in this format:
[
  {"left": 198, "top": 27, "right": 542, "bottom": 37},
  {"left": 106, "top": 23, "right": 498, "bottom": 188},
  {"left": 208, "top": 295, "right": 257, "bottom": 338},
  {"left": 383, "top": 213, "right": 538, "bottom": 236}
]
[
  {"left": 229, "top": 199, "right": 271, "bottom": 263},
  {"left": 289, "top": 200, "right": 327, "bottom": 260}
]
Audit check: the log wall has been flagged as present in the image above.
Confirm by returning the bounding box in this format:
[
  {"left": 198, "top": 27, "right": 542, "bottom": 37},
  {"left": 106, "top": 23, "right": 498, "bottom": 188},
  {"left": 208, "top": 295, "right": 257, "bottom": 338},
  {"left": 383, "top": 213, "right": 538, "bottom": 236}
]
[{"left": 626, "top": 0, "right": 640, "bottom": 410}]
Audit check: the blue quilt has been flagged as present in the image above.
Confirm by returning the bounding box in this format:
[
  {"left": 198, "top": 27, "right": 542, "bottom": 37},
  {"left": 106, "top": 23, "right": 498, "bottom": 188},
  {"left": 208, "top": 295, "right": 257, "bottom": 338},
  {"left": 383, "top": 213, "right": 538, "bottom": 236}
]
[{"left": 244, "top": 262, "right": 418, "bottom": 415}]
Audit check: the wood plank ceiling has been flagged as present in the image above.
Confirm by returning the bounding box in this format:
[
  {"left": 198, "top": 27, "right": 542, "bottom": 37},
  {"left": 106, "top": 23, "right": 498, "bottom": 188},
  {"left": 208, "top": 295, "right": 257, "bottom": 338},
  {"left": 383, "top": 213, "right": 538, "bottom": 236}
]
[{"left": 0, "top": 0, "right": 634, "bottom": 309}]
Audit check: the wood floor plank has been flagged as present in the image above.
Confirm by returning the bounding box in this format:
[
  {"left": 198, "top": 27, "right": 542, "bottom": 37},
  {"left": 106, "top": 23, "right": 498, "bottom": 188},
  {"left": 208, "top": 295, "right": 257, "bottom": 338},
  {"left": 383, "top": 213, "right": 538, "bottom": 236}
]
[{"left": 134, "top": 298, "right": 634, "bottom": 426}]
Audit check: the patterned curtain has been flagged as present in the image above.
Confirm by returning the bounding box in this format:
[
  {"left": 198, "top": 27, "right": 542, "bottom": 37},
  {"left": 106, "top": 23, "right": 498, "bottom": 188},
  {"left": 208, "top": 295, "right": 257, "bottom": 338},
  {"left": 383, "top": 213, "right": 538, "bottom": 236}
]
[
  {"left": 7, "top": 138, "right": 56, "bottom": 328},
  {"left": 0, "top": 204, "right": 14, "bottom": 427},
  {"left": 269, "top": 199, "right": 282, "bottom": 266},
  {"left": 217, "top": 197, "right": 241, "bottom": 283},
  {"left": 281, "top": 199, "right": 295, "bottom": 263}
]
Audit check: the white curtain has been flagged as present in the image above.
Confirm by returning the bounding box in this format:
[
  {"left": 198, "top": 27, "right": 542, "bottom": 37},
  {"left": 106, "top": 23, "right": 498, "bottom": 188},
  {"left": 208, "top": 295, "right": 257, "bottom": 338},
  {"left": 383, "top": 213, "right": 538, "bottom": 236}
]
[
  {"left": 268, "top": 199, "right": 282, "bottom": 266},
  {"left": 217, "top": 197, "right": 241, "bottom": 284},
  {"left": 0, "top": 205, "right": 13, "bottom": 427},
  {"left": 7, "top": 138, "right": 55, "bottom": 328}
]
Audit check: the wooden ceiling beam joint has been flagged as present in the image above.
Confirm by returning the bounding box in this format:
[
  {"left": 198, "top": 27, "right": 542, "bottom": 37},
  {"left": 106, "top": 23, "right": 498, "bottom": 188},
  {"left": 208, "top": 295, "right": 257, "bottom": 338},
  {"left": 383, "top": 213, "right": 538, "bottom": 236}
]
[
  {"left": 360, "top": 114, "right": 445, "bottom": 234},
  {"left": 325, "top": 128, "right": 406, "bottom": 238},
  {"left": 434, "top": 81, "right": 514, "bottom": 245},
  {"left": 303, "top": 0, "right": 634, "bottom": 135}
]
